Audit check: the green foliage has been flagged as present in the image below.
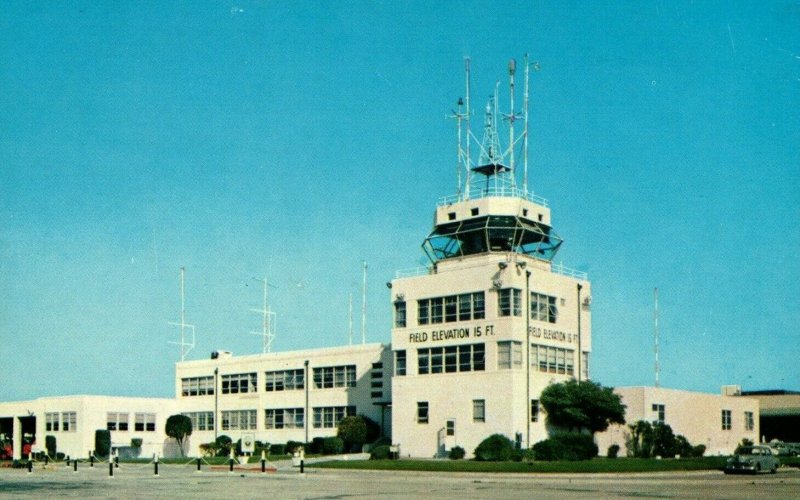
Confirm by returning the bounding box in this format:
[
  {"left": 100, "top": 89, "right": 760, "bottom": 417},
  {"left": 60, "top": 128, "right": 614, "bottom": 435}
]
[
  {"left": 269, "top": 443, "right": 286, "bottom": 455},
  {"left": 370, "top": 444, "right": 391, "bottom": 460},
  {"left": 607, "top": 444, "right": 620, "bottom": 459},
  {"left": 322, "top": 436, "right": 345, "bottom": 455},
  {"left": 627, "top": 420, "right": 654, "bottom": 458},
  {"left": 215, "top": 435, "right": 233, "bottom": 456},
  {"left": 540, "top": 380, "right": 626, "bottom": 434},
  {"left": 94, "top": 429, "right": 111, "bottom": 458},
  {"left": 692, "top": 444, "right": 706, "bottom": 457},
  {"left": 130, "top": 438, "right": 143, "bottom": 448},
  {"left": 361, "top": 414, "right": 382, "bottom": 443},
  {"left": 651, "top": 422, "right": 677, "bottom": 457},
  {"left": 286, "top": 440, "right": 305, "bottom": 453},
  {"left": 309, "top": 437, "right": 326, "bottom": 454},
  {"left": 735, "top": 438, "right": 754, "bottom": 453},
  {"left": 337, "top": 416, "right": 368, "bottom": 452},
  {"left": 627, "top": 421, "right": 703, "bottom": 458},
  {"left": 45, "top": 435, "right": 56, "bottom": 457},
  {"left": 474, "top": 434, "right": 516, "bottom": 461},
  {"left": 532, "top": 433, "right": 598, "bottom": 461},
  {"left": 165, "top": 414, "right": 193, "bottom": 457},
  {"left": 448, "top": 446, "right": 465, "bottom": 460}
]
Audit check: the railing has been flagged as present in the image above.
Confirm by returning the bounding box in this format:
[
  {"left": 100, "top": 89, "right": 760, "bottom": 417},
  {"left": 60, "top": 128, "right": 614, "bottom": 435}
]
[
  {"left": 394, "top": 262, "right": 587, "bottom": 280},
  {"left": 438, "top": 186, "right": 549, "bottom": 207}
]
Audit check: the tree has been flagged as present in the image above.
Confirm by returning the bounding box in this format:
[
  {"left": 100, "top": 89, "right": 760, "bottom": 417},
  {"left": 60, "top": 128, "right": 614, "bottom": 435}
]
[
  {"left": 474, "top": 434, "right": 516, "bottom": 461},
  {"left": 337, "top": 416, "right": 368, "bottom": 452},
  {"left": 539, "top": 380, "right": 626, "bottom": 434},
  {"left": 165, "top": 414, "right": 193, "bottom": 457}
]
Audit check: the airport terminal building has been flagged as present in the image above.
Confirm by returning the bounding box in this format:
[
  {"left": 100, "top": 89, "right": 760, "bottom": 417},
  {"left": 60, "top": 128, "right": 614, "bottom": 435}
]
[{"left": 0, "top": 60, "right": 772, "bottom": 460}]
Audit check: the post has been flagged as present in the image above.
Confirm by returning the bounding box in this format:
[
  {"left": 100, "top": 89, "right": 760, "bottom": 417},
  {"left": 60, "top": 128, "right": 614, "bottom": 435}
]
[
  {"left": 300, "top": 458, "right": 304, "bottom": 474},
  {"left": 154, "top": 453, "right": 159, "bottom": 476},
  {"left": 196, "top": 457, "right": 202, "bottom": 472},
  {"left": 261, "top": 449, "right": 266, "bottom": 473},
  {"left": 229, "top": 448, "right": 234, "bottom": 473},
  {"left": 44, "top": 455, "right": 49, "bottom": 466},
  {"left": 577, "top": 283, "right": 583, "bottom": 382},
  {"left": 90, "top": 452, "right": 94, "bottom": 467},
  {"left": 304, "top": 359, "right": 310, "bottom": 444},
  {"left": 73, "top": 458, "right": 78, "bottom": 472},
  {"left": 109, "top": 459, "right": 114, "bottom": 477},
  {"left": 27, "top": 458, "right": 32, "bottom": 474},
  {"left": 525, "top": 269, "right": 531, "bottom": 448},
  {"left": 114, "top": 449, "right": 119, "bottom": 468}
]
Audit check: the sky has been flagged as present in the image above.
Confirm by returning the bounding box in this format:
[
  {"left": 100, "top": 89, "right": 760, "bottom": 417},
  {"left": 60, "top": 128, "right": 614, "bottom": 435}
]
[{"left": 1, "top": 1, "right": 798, "bottom": 401}]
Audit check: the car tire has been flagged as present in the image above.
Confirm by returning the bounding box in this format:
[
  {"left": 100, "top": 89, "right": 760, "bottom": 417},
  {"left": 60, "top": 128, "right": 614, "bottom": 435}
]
[
  {"left": 755, "top": 463, "right": 761, "bottom": 474},
  {"left": 771, "top": 466, "right": 777, "bottom": 474}
]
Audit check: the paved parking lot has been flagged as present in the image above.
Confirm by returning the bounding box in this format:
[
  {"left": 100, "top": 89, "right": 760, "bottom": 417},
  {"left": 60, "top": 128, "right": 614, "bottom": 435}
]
[{"left": 1, "top": 463, "right": 799, "bottom": 499}]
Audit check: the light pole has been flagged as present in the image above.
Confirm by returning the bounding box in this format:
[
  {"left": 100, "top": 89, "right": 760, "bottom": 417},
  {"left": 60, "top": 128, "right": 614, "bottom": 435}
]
[
  {"left": 525, "top": 269, "right": 532, "bottom": 448},
  {"left": 214, "top": 367, "right": 219, "bottom": 440},
  {"left": 576, "top": 283, "right": 582, "bottom": 383}
]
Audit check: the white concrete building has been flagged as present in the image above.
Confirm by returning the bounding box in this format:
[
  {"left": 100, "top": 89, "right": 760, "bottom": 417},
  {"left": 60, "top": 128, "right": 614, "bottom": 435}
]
[
  {"left": 175, "top": 344, "right": 392, "bottom": 457},
  {"left": 0, "top": 396, "right": 178, "bottom": 460},
  {"left": 595, "top": 386, "right": 760, "bottom": 457}
]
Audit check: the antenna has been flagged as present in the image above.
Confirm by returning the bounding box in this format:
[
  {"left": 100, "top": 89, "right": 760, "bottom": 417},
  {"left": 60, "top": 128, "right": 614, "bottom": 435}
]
[
  {"left": 464, "top": 57, "right": 472, "bottom": 199},
  {"left": 523, "top": 54, "right": 529, "bottom": 193},
  {"left": 507, "top": 59, "right": 516, "bottom": 172},
  {"left": 168, "top": 267, "right": 195, "bottom": 361},
  {"left": 361, "top": 261, "right": 368, "bottom": 344},
  {"left": 448, "top": 97, "right": 466, "bottom": 196},
  {"left": 251, "top": 277, "right": 276, "bottom": 353},
  {"left": 348, "top": 292, "right": 353, "bottom": 345},
  {"left": 654, "top": 287, "right": 660, "bottom": 388}
]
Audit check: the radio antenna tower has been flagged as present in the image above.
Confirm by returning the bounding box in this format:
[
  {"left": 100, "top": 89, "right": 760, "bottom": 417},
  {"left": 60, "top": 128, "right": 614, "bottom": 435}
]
[
  {"left": 251, "top": 276, "right": 276, "bottom": 353},
  {"left": 361, "top": 261, "right": 368, "bottom": 344},
  {"left": 168, "top": 267, "right": 195, "bottom": 361},
  {"left": 348, "top": 292, "right": 354, "bottom": 345},
  {"left": 654, "top": 287, "right": 660, "bottom": 387}
]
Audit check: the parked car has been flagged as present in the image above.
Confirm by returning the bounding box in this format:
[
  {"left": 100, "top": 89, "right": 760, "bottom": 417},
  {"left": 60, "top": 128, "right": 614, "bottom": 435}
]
[{"left": 725, "top": 445, "right": 779, "bottom": 474}]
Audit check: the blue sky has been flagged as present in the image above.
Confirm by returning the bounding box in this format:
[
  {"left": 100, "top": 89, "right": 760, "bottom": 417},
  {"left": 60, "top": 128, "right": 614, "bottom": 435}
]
[{"left": 1, "top": 1, "right": 798, "bottom": 400}]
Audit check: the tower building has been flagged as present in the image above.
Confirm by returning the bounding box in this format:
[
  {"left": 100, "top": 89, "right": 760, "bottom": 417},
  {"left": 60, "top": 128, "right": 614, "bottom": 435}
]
[{"left": 390, "top": 58, "right": 592, "bottom": 457}]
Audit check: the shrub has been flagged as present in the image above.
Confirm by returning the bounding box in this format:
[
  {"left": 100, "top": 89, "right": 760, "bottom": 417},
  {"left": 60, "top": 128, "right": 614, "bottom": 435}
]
[
  {"left": 45, "top": 435, "right": 57, "bottom": 458},
  {"left": 269, "top": 444, "right": 286, "bottom": 456},
  {"left": 607, "top": 444, "right": 620, "bottom": 458},
  {"left": 94, "top": 430, "right": 111, "bottom": 458},
  {"left": 130, "top": 438, "right": 143, "bottom": 448},
  {"left": 309, "top": 437, "right": 326, "bottom": 454},
  {"left": 373, "top": 436, "right": 392, "bottom": 447},
  {"left": 692, "top": 444, "right": 706, "bottom": 458},
  {"left": 337, "top": 416, "right": 368, "bottom": 452},
  {"left": 532, "top": 433, "right": 598, "bottom": 461},
  {"left": 448, "top": 446, "right": 465, "bottom": 460},
  {"left": 215, "top": 435, "right": 233, "bottom": 456},
  {"left": 322, "top": 436, "right": 344, "bottom": 455},
  {"left": 286, "top": 441, "right": 305, "bottom": 454},
  {"left": 361, "top": 415, "right": 382, "bottom": 443},
  {"left": 56, "top": 452, "right": 65, "bottom": 461},
  {"left": 474, "top": 434, "right": 516, "bottom": 461},
  {"left": 370, "top": 444, "right": 391, "bottom": 460}
]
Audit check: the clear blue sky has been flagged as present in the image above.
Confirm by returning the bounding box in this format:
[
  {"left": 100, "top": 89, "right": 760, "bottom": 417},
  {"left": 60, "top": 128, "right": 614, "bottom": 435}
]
[{"left": 1, "top": 1, "right": 798, "bottom": 400}]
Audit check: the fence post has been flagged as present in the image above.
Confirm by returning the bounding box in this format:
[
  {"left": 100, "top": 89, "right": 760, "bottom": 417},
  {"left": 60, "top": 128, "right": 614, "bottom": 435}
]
[
  {"left": 261, "top": 450, "right": 266, "bottom": 473},
  {"left": 196, "top": 457, "right": 202, "bottom": 472},
  {"left": 154, "top": 453, "right": 159, "bottom": 476},
  {"left": 73, "top": 458, "right": 78, "bottom": 472}
]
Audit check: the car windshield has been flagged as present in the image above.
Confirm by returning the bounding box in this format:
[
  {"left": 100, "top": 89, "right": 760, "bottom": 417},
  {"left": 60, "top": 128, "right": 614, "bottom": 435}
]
[{"left": 738, "top": 447, "right": 757, "bottom": 455}]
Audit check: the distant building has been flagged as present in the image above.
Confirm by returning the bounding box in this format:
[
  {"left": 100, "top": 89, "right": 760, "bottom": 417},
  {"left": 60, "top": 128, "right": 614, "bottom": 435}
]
[
  {"left": 595, "top": 386, "right": 760, "bottom": 456},
  {"left": 737, "top": 389, "right": 800, "bottom": 442}
]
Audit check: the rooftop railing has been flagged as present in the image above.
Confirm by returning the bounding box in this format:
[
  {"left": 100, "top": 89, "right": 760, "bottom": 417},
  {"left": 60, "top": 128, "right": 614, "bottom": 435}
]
[
  {"left": 438, "top": 186, "right": 549, "bottom": 207},
  {"left": 394, "top": 261, "right": 587, "bottom": 280}
]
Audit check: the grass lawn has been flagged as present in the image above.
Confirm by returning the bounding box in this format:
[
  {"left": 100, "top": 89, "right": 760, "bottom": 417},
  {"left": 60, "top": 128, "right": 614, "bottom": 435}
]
[{"left": 309, "top": 456, "right": 732, "bottom": 473}]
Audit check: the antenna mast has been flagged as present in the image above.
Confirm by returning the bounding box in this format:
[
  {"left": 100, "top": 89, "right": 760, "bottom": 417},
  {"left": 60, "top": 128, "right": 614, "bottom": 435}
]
[
  {"left": 361, "top": 261, "right": 367, "bottom": 344},
  {"left": 654, "top": 287, "right": 660, "bottom": 387},
  {"left": 348, "top": 292, "right": 353, "bottom": 345},
  {"left": 464, "top": 57, "right": 472, "bottom": 199},
  {"left": 168, "top": 267, "right": 195, "bottom": 361},
  {"left": 251, "top": 277, "right": 276, "bottom": 353}
]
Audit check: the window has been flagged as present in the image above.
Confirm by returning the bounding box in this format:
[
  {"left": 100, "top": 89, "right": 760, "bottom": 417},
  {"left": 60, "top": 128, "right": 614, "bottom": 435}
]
[
  {"left": 581, "top": 351, "right": 589, "bottom": 380},
  {"left": 221, "top": 410, "right": 257, "bottom": 431},
  {"left": 265, "top": 408, "right": 304, "bottom": 429},
  {"left": 473, "top": 399, "right": 485, "bottom": 423},
  {"left": 107, "top": 412, "right": 129, "bottom": 431},
  {"left": 62, "top": 412, "right": 76, "bottom": 432},
  {"left": 498, "top": 341, "right": 522, "bottom": 369},
  {"left": 652, "top": 404, "right": 665, "bottom": 423},
  {"left": 221, "top": 372, "right": 258, "bottom": 394},
  {"left": 394, "top": 301, "right": 406, "bottom": 328},
  {"left": 531, "top": 400, "right": 539, "bottom": 422},
  {"left": 745, "top": 411, "right": 754, "bottom": 431},
  {"left": 265, "top": 369, "right": 304, "bottom": 392},
  {"left": 313, "top": 365, "right": 356, "bottom": 389},
  {"left": 394, "top": 350, "right": 406, "bottom": 376},
  {"left": 530, "top": 292, "right": 558, "bottom": 323},
  {"left": 46, "top": 412, "right": 59, "bottom": 432},
  {"left": 446, "top": 419, "right": 455, "bottom": 436},
  {"left": 722, "top": 410, "right": 732, "bottom": 430},
  {"left": 371, "top": 363, "right": 383, "bottom": 399},
  {"left": 313, "top": 406, "right": 355, "bottom": 429},
  {"left": 418, "top": 343, "right": 485, "bottom": 375},
  {"left": 498, "top": 288, "right": 522, "bottom": 317},
  {"left": 417, "top": 402, "right": 429, "bottom": 424},
  {"left": 181, "top": 376, "right": 215, "bottom": 396},
  {"left": 135, "top": 413, "right": 156, "bottom": 432},
  {"left": 183, "top": 411, "right": 214, "bottom": 431},
  {"left": 418, "top": 292, "right": 484, "bottom": 325},
  {"left": 531, "top": 344, "right": 575, "bottom": 375}
]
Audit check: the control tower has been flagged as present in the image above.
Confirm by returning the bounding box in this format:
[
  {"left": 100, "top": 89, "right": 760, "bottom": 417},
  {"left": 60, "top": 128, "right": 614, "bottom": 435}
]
[{"left": 390, "top": 58, "right": 592, "bottom": 458}]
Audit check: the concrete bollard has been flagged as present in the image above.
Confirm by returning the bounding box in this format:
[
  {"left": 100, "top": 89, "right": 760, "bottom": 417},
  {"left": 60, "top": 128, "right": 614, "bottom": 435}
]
[
  {"left": 90, "top": 453, "right": 94, "bottom": 467},
  {"left": 154, "top": 453, "right": 159, "bottom": 476},
  {"left": 229, "top": 458, "right": 234, "bottom": 473},
  {"left": 73, "top": 459, "right": 78, "bottom": 472},
  {"left": 300, "top": 459, "right": 304, "bottom": 474},
  {"left": 109, "top": 460, "right": 114, "bottom": 477},
  {"left": 27, "top": 460, "right": 32, "bottom": 474},
  {"left": 45, "top": 455, "right": 49, "bottom": 466},
  {"left": 196, "top": 457, "right": 202, "bottom": 472}
]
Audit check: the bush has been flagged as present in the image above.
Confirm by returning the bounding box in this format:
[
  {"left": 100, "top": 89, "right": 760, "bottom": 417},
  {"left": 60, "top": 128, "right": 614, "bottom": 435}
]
[
  {"left": 607, "top": 444, "right": 620, "bottom": 459},
  {"left": 309, "top": 437, "right": 326, "bottom": 454},
  {"left": 130, "top": 438, "right": 143, "bottom": 448},
  {"left": 448, "top": 446, "right": 465, "bottom": 460},
  {"left": 337, "top": 416, "right": 368, "bottom": 452},
  {"left": 56, "top": 452, "right": 65, "bottom": 461},
  {"left": 532, "top": 433, "right": 598, "bottom": 461},
  {"left": 215, "top": 435, "right": 233, "bottom": 456},
  {"left": 362, "top": 415, "right": 382, "bottom": 443},
  {"left": 322, "top": 436, "right": 344, "bottom": 455},
  {"left": 269, "top": 444, "right": 286, "bottom": 456},
  {"left": 370, "top": 444, "right": 391, "bottom": 460},
  {"left": 286, "top": 440, "right": 305, "bottom": 454},
  {"left": 474, "top": 434, "right": 516, "bottom": 461},
  {"left": 94, "top": 430, "right": 111, "bottom": 458},
  {"left": 45, "top": 435, "right": 56, "bottom": 458},
  {"left": 692, "top": 444, "right": 706, "bottom": 458}
]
